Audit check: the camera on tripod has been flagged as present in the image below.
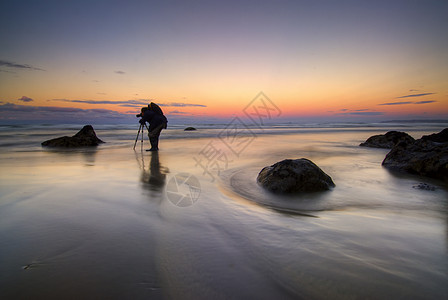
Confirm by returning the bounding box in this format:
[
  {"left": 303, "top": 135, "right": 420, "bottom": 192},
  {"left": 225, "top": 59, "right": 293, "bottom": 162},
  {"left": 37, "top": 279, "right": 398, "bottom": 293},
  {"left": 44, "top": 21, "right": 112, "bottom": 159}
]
[{"left": 136, "top": 106, "right": 149, "bottom": 118}]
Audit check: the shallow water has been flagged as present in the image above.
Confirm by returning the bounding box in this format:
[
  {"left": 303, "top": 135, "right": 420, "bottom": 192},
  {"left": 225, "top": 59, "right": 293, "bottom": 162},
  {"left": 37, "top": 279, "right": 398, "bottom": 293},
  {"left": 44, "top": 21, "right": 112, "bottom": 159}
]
[{"left": 0, "top": 124, "right": 447, "bottom": 299}]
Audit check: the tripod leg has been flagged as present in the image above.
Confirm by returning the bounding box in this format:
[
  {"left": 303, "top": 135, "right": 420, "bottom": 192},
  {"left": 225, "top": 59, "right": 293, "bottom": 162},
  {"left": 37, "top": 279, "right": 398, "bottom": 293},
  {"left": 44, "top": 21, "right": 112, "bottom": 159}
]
[
  {"left": 140, "top": 124, "right": 144, "bottom": 150},
  {"left": 133, "top": 124, "right": 142, "bottom": 150}
]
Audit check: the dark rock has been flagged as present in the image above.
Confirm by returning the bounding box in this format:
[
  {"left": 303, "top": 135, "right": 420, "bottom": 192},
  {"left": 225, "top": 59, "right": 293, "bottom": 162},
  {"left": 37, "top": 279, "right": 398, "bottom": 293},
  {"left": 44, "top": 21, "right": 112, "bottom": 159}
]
[
  {"left": 257, "top": 158, "right": 335, "bottom": 193},
  {"left": 42, "top": 125, "right": 104, "bottom": 147},
  {"left": 360, "top": 131, "right": 415, "bottom": 149},
  {"left": 421, "top": 128, "right": 448, "bottom": 143},
  {"left": 184, "top": 127, "right": 197, "bottom": 131},
  {"left": 382, "top": 138, "right": 448, "bottom": 182}
]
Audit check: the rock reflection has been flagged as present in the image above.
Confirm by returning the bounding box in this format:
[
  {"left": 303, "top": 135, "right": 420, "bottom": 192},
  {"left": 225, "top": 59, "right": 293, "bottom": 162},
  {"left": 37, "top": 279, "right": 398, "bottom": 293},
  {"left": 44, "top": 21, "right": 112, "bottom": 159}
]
[
  {"left": 44, "top": 148, "right": 98, "bottom": 167},
  {"left": 81, "top": 149, "right": 97, "bottom": 166},
  {"left": 139, "top": 152, "right": 169, "bottom": 193}
]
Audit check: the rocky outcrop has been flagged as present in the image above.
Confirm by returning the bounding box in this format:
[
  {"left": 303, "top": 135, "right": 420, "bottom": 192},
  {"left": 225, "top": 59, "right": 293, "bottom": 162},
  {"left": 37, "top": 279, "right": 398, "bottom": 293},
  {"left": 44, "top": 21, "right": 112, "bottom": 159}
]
[
  {"left": 382, "top": 137, "right": 448, "bottom": 182},
  {"left": 360, "top": 131, "right": 415, "bottom": 149},
  {"left": 42, "top": 125, "right": 104, "bottom": 147},
  {"left": 421, "top": 128, "right": 448, "bottom": 143},
  {"left": 379, "top": 128, "right": 448, "bottom": 182},
  {"left": 184, "top": 127, "right": 197, "bottom": 131},
  {"left": 257, "top": 158, "right": 335, "bottom": 193}
]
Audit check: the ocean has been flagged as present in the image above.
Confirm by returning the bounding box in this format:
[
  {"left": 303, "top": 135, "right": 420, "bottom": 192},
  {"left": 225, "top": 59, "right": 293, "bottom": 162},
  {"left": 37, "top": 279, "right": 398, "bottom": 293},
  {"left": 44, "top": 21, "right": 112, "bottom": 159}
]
[{"left": 0, "top": 121, "right": 447, "bottom": 299}]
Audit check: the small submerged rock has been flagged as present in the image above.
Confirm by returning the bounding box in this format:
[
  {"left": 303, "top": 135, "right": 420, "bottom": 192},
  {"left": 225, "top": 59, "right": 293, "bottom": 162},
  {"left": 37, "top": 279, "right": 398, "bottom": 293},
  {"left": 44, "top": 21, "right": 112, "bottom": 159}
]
[
  {"left": 42, "top": 125, "right": 104, "bottom": 147},
  {"left": 359, "top": 131, "right": 415, "bottom": 149},
  {"left": 184, "top": 127, "right": 197, "bottom": 131},
  {"left": 412, "top": 183, "right": 436, "bottom": 191},
  {"left": 257, "top": 158, "right": 335, "bottom": 193}
]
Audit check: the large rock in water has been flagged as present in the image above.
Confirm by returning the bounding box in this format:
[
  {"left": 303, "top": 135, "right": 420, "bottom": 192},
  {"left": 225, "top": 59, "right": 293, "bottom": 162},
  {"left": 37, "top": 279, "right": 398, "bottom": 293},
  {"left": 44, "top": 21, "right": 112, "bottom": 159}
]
[
  {"left": 421, "top": 128, "right": 448, "bottom": 143},
  {"left": 382, "top": 128, "right": 448, "bottom": 182},
  {"left": 42, "top": 125, "right": 104, "bottom": 147},
  {"left": 360, "top": 131, "right": 415, "bottom": 149},
  {"left": 257, "top": 158, "right": 335, "bottom": 193}
]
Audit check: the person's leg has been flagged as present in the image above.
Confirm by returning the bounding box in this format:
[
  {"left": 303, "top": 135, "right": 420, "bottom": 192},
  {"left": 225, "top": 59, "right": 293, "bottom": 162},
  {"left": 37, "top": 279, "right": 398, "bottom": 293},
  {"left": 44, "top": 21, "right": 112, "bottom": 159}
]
[
  {"left": 149, "top": 134, "right": 159, "bottom": 150},
  {"left": 148, "top": 125, "right": 163, "bottom": 151}
]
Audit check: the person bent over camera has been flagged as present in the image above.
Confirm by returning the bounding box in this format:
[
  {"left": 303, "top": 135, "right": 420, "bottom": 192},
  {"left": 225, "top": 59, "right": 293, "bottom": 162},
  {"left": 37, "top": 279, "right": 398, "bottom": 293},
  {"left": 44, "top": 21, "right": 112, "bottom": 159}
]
[{"left": 139, "top": 102, "right": 168, "bottom": 151}]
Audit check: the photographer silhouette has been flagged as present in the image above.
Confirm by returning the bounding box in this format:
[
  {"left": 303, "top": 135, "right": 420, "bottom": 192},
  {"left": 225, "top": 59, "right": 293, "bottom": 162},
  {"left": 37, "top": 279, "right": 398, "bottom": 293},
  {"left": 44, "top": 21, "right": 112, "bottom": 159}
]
[{"left": 138, "top": 102, "right": 168, "bottom": 151}]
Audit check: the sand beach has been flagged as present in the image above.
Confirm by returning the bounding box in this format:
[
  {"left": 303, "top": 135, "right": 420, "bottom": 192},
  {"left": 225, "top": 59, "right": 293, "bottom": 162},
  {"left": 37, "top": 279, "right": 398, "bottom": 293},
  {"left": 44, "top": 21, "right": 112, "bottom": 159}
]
[{"left": 0, "top": 123, "right": 447, "bottom": 299}]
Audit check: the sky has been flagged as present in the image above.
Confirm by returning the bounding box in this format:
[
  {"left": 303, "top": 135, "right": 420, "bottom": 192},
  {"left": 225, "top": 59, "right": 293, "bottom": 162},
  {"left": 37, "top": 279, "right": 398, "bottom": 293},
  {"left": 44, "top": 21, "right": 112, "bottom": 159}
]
[{"left": 1, "top": 0, "right": 447, "bottom": 124}]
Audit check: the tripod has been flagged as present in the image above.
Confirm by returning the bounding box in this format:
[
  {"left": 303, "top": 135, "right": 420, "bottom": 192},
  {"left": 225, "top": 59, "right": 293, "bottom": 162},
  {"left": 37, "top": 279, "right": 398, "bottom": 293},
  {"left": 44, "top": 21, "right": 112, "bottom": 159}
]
[{"left": 133, "top": 123, "right": 149, "bottom": 150}]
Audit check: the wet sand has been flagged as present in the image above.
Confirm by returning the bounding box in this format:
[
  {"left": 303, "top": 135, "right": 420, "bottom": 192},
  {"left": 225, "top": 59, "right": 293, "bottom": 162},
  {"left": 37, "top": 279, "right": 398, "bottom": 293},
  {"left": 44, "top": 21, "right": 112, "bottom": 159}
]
[{"left": 0, "top": 126, "right": 447, "bottom": 299}]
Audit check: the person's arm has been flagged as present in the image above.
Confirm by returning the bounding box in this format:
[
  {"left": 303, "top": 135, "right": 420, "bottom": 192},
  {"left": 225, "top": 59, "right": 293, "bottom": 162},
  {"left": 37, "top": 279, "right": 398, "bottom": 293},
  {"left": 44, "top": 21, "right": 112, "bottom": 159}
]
[{"left": 140, "top": 110, "right": 154, "bottom": 124}]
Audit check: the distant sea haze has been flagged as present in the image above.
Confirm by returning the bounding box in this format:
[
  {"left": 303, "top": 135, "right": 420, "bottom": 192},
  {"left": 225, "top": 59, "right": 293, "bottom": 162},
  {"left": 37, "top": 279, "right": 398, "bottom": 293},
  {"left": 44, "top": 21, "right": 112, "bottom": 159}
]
[{"left": 0, "top": 121, "right": 447, "bottom": 152}]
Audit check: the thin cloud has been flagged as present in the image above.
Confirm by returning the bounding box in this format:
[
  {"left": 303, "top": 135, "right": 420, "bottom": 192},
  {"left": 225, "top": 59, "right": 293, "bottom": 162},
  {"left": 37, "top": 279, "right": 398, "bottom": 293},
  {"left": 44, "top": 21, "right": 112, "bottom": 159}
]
[
  {"left": 415, "top": 100, "right": 437, "bottom": 104},
  {"left": 0, "top": 103, "right": 130, "bottom": 121},
  {"left": 51, "top": 99, "right": 148, "bottom": 106},
  {"left": 0, "top": 60, "right": 45, "bottom": 71},
  {"left": 379, "top": 101, "right": 413, "bottom": 106},
  {"left": 160, "top": 102, "right": 207, "bottom": 108},
  {"left": 18, "top": 96, "right": 33, "bottom": 102},
  {"left": 0, "top": 103, "right": 76, "bottom": 113},
  {"left": 346, "top": 112, "right": 384, "bottom": 116},
  {"left": 334, "top": 108, "right": 382, "bottom": 116},
  {"left": 119, "top": 103, "right": 146, "bottom": 108},
  {"left": 114, "top": 70, "right": 126, "bottom": 75},
  {"left": 396, "top": 92, "right": 435, "bottom": 99},
  {"left": 51, "top": 99, "right": 207, "bottom": 108},
  {"left": 334, "top": 110, "right": 384, "bottom": 116},
  {"left": 379, "top": 100, "right": 437, "bottom": 106}
]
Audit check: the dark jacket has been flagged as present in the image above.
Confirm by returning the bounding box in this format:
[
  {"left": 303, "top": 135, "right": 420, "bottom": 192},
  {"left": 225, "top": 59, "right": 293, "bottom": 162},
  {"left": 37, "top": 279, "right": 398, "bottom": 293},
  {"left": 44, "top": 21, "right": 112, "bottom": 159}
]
[{"left": 140, "top": 110, "right": 168, "bottom": 131}]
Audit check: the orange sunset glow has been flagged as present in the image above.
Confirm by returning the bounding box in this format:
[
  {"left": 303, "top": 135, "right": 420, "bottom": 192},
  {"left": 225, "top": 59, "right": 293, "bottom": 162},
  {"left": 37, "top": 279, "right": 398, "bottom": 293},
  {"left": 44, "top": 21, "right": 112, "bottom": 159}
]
[{"left": 1, "top": 1, "right": 447, "bottom": 124}]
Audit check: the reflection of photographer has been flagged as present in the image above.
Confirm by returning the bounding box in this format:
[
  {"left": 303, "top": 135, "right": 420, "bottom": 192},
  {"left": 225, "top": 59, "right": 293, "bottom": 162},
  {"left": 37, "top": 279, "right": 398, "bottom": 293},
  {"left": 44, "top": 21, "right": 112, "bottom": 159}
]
[
  {"left": 138, "top": 102, "right": 168, "bottom": 151},
  {"left": 141, "top": 151, "right": 168, "bottom": 193}
]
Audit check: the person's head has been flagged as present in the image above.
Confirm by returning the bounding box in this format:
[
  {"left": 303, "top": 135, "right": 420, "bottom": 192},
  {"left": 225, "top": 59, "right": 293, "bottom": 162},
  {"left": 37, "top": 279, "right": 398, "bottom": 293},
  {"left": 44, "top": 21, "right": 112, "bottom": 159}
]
[
  {"left": 141, "top": 107, "right": 149, "bottom": 113},
  {"left": 136, "top": 106, "right": 148, "bottom": 118}
]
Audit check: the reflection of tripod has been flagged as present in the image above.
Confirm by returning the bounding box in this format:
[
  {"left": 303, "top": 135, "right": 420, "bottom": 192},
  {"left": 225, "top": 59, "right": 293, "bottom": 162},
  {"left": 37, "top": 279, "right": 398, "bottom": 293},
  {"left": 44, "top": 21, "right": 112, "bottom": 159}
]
[{"left": 133, "top": 123, "right": 149, "bottom": 150}]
